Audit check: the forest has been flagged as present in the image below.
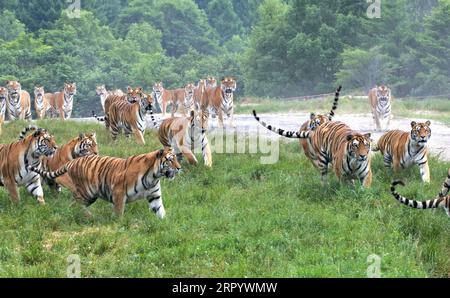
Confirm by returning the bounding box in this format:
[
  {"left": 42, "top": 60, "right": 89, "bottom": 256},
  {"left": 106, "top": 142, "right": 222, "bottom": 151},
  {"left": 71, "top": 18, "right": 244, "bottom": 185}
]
[{"left": 0, "top": 0, "right": 449, "bottom": 116}]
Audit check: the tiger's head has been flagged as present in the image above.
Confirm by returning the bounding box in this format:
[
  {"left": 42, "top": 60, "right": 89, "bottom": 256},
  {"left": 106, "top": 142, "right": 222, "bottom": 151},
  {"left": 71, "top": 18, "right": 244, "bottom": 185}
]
[
  {"left": 96, "top": 85, "right": 107, "bottom": 97},
  {"left": 34, "top": 86, "right": 45, "bottom": 100},
  {"left": 206, "top": 77, "right": 217, "bottom": 88},
  {"left": 127, "top": 86, "right": 144, "bottom": 102},
  {"left": 308, "top": 113, "right": 330, "bottom": 131},
  {"left": 64, "top": 83, "right": 77, "bottom": 96},
  {"left": 140, "top": 92, "right": 154, "bottom": 112},
  {"left": 156, "top": 148, "right": 181, "bottom": 180},
  {"left": 73, "top": 133, "right": 99, "bottom": 158},
  {"left": 189, "top": 110, "right": 209, "bottom": 133},
  {"left": 410, "top": 121, "right": 431, "bottom": 146},
  {"left": 376, "top": 85, "right": 391, "bottom": 105},
  {"left": 6, "top": 81, "right": 21, "bottom": 101},
  {"left": 346, "top": 133, "right": 372, "bottom": 162},
  {"left": 23, "top": 127, "right": 58, "bottom": 158},
  {"left": 153, "top": 82, "right": 164, "bottom": 95},
  {"left": 221, "top": 77, "right": 237, "bottom": 94},
  {"left": 185, "top": 83, "right": 195, "bottom": 98},
  {"left": 0, "top": 87, "right": 8, "bottom": 106}
]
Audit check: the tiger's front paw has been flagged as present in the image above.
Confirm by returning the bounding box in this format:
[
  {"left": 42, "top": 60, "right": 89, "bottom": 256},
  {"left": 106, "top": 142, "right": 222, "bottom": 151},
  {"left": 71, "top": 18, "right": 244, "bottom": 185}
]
[{"left": 37, "top": 197, "right": 46, "bottom": 205}]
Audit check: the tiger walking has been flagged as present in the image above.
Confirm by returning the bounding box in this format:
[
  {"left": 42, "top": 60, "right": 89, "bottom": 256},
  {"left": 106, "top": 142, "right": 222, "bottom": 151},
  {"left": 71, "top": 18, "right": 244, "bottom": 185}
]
[{"left": 369, "top": 85, "right": 392, "bottom": 131}]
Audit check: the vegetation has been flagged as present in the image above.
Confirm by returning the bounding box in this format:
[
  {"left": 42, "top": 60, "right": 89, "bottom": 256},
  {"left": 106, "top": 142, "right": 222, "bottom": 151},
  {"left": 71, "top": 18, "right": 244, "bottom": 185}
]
[
  {"left": 1, "top": 0, "right": 449, "bottom": 117},
  {"left": 0, "top": 120, "right": 448, "bottom": 277}
]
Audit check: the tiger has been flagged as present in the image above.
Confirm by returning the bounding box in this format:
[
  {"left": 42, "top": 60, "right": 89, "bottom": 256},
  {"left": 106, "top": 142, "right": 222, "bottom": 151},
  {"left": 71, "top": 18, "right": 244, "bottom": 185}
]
[
  {"left": 205, "top": 77, "right": 217, "bottom": 88},
  {"left": 201, "top": 77, "right": 237, "bottom": 129},
  {"left": 193, "top": 79, "right": 206, "bottom": 112},
  {"left": 45, "top": 83, "right": 77, "bottom": 120},
  {"left": 6, "top": 80, "right": 32, "bottom": 121},
  {"left": 0, "top": 87, "right": 7, "bottom": 135},
  {"left": 93, "top": 86, "right": 145, "bottom": 129},
  {"left": 158, "top": 110, "right": 212, "bottom": 167},
  {"left": 369, "top": 85, "right": 392, "bottom": 131},
  {"left": 96, "top": 85, "right": 126, "bottom": 112},
  {"left": 152, "top": 82, "right": 185, "bottom": 118},
  {"left": 29, "top": 148, "right": 181, "bottom": 218},
  {"left": 38, "top": 133, "right": 99, "bottom": 192},
  {"left": 171, "top": 83, "right": 196, "bottom": 117},
  {"left": 372, "top": 121, "right": 431, "bottom": 183},
  {"left": 101, "top": 93, "right": 155, "bottom": 145},
  {"left": 390, "top": 176, "right": 450, "bottom": 217},
  {"left": 0, "top": 125, "right": 57, "bottom": 205},
  {"left": 34, "top": 86, "right": 51, "bottom": 119},
  {"left": 253, "top": 112, "right": 373, "bottom": 187},
  {"left": 299, "top": 86, "right": 342, "bottom": 167}
]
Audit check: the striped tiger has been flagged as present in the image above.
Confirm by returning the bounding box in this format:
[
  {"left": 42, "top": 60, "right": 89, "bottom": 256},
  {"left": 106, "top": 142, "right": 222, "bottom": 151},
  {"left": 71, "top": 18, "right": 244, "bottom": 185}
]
[
  {"left": 6, "top": 80, "right": 32, "bottom": 121},
  {"left": 0, "top": 125, "right": 57, "bottom": 205},
  {"left": 152, "top": 82, "right": 185, "bottom": 118},
  {"left": 29, "top": 148, "right": 181, "bottom": 218},
  {"left": 369, "top": 85, "right": 392, "bottom": 131},
  {"left": 373, "top": 121, "right": 431, "bottom": 183},
  {"left": 0, "top": 86, "right": 7, "bottom": 135},
  {"left": 201, "top": 77, "right": 237, "bottom": 129},
  {"left": 390, "top": 178, "right": 450, "bottom": 217},
  {"left": 172, "top": 83, "right": 196, "bottom": 117},
  {"left": 38, "top": 133, "right": 99, "bottom": 192},
  {"left": 205, "top": 77, "right": 217, "bottom": 88},
  {"left": 96, "top": 85, "right": 126, "bottom": 112},
  {"left": 253, "top": 113, "right": 372, "bottom": 187},
  {"left": 103, "top": 93, "right": 155, "bottom": 144},
  {"left": 34, "top": 86, "right": 51, "bottom": 119},
  {"left": 158, "top": 110, "right": 212, "bottom": 167},
  {"left": 193, "top": 79, "right": 206, "bottom": 112},
  {"left": 45, "top": 83, "right": 77, "bottom": 120},
  {"left": 299, "top": 86, "right": 342, "bottom": 167}
]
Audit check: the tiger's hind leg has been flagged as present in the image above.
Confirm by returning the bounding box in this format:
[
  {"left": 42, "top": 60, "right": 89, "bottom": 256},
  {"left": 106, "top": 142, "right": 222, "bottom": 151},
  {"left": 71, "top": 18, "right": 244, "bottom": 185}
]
[
  {"left": 4, "top": 178, "right": 20, "bottom": 203},
  {"left": 383, "top": 153, "right": 393, "bottom": 170}
]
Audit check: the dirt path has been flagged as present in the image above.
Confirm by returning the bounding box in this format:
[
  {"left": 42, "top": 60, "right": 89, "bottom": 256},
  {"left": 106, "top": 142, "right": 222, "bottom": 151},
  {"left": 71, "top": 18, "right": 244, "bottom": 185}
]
[{"left": 78, "top": 112, "right": 450, "bottom": 161}]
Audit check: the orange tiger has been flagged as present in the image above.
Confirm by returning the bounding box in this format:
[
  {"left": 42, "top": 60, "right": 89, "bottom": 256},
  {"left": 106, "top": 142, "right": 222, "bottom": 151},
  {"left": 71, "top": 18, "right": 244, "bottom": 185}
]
[
  {"left": 254, "top": 113, "right": 372, "bottom": 187},
  {"left": 193, "top": 79, "right": 206, "bottom": 112},
  {"left": 152, "top": 82, "right": 185, "bottom": 118},
  {"left": 369, "top": 85, "right": 393, "bottom": 131},
  {"left": 6, "top": 80, "right": 32, "bottom": 120},
  {"left": 34, "top": 86, "right": 51, "bottom": 119},
  {"left": 30, "top": 148, "right": 181, "bottom": 218},
  {"left": 39, "top": 133, "right": 99, "bottom": 192},
  {"left": 390, "top": 171, "right": 450, "bottom": 217},
  {"left": 171, "top": 83, "right": 196, "bottom": 117},
  {"left": 45, "top": 83, "right": 77, "bottom": 120},
  {"left": 373, "top": 121, "right": 431, "bottom": 183},
  {"left": 205, "top": 77, "right": 217, "bottom": 88},
  {"left": 158, "top": 110, "right": 212, "bottom": 167},
  {"left": 96, "top": 85, "right": 126, "bottom": 112},
  {"left": 201, "top": 77, "right": 237, "bottom": 128},
  {"left": 299, "top": 86, "right": 341, "bottom": 167},
  {"left": 0, "top": 86, "right": 7, "bottom": 135},
  {"left": 0, "top": 126, "right": 57, "bottom": 205},
  {"left": 103, "top": 93, "right": 154, "bottom": 144}
]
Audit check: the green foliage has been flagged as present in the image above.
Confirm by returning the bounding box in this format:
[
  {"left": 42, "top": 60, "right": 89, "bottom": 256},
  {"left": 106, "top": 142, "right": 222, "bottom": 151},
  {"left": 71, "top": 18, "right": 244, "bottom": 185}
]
[{"left": 0, "top": 10, "right": 25, "bottom": 42}]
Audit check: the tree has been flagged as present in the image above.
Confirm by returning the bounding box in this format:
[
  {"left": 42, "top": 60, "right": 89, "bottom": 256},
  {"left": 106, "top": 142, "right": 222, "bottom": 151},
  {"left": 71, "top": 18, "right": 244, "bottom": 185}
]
[
  {"left": 206, "top": 0, "right": 243, "bottom": 43},
  {"left": 15, "top": 0, "right": 67, "bottom": 32},
  {"left": 0, "top": 10, "right": 25, "bottom": 42}
]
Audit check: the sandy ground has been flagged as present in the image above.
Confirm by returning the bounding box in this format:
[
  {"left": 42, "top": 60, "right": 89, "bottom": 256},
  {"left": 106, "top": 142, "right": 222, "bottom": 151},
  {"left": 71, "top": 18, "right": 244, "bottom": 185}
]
[{"left": 77, "top": 112, "right": 450, "bottom": 161}]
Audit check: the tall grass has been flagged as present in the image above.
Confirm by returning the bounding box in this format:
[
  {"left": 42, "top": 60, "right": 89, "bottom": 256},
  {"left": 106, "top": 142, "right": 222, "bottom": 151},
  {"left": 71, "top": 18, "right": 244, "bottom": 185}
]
[{"left": 0, "top": 120, "right": 448, "bottom": 277}]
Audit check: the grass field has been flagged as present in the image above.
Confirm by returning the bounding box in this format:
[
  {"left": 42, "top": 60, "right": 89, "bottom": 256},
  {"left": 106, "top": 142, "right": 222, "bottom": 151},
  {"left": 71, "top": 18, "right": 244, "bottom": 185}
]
[
  {"left": 236, "top": 96, "right": 450, "bottom": 125},
  {"left": 0, "top": 120, "right": 449, "bottom": 278}
]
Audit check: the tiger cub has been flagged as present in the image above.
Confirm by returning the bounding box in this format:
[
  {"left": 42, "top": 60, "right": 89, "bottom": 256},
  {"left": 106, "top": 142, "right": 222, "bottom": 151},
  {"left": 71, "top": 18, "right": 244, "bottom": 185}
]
[
  {"left": 390, "top": 170, "right": 450, "bottom": 217},
  {"left": 373, "top": 121, "right": 431, "bottom": 183},
  {"left": 30, "top": 148, "right": 181, "bottom": 218}
]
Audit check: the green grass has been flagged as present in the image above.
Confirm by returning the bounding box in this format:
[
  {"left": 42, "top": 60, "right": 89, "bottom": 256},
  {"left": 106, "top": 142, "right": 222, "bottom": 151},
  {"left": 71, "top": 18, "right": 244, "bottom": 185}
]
[
  {"left": 236, "top": 96, "right": 450, "bottom": 125},
  {"left": 0, "top": 120, "right": 449, "bottom": 277}
]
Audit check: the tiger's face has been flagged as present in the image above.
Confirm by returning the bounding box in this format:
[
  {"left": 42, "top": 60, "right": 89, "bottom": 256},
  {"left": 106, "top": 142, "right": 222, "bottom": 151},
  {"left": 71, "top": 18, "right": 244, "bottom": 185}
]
[
  {"left": 127, "top": 86, "right": 144, "bottom": 102},
  {"left": 153, "top": 82, "right": 164, "bottom": 96},
  {"left": 190, "top": 110, "right": 209, "bottom": 132},
  {"left": 96, "top": 85, "right": 107, "bottom": 96},
  {"left": 33, "top": 129, "right": 58, "bottom": 158},
  {"left": 347, "top": 134, "right": 372, "bottom": 162},
  {"left": 64, "top": 83, "right": 77, "bottom": 96},
  {"left": 376, "top": 85, "right": 391, "bottom": 105},
  {"left": 157, "top": 148, "right": 181, "bottom": 180},
  {"left": 140, "top": 92, "right": 154, "bottom": 111},
  {"left": 308, "top": 113, "right": 330, "bottom": 131},
  {"left": 206, "top": 77, "right": 217, "bottom": 88},
  {"left": 411, "top": 121, "right": 431, "bottom": 146},
  {"left": 185, "top": 83, "right": 195, "bottom": 97},
  {"left": 74, "top": 133, "right": 99, "bottom": 157},
  {"left": 221, "top": 77, "right": 237, "bottom": 94},
  {"left": 6, "top": 81, "right": 21, "bottom": 100},
  {"left": 34, "top": 86, "right": 45, "bottom": 99},
  {"left": 0, "top": 87, "right": 8, "bottom": 102}
]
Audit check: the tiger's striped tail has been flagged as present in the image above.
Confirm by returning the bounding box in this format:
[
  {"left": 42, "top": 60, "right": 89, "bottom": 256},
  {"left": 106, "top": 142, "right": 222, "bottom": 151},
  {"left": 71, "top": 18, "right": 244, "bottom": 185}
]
[
  {"left": 391, "top": 181, "right": 450, "bottom": 216},
  {"left": 147, "top": 106, "right": 159, "bottom": 129},
  {"left": 28, "top": 165, "right": 68, "bottom": 180},
  {"left": 252, "top": 110, "right": 309, "bottom": 139},
  {"left": 328, "top": 85, "right": 342, "bottom": 121},
  {"left": 18, "top": 125, "right": 38, "bottom": 140},
  {"left": 92, "top": 111, "right": 106, "bottom": 122},
  {"left": 439, "top": 169, "right": 450, "bottom": 197}
]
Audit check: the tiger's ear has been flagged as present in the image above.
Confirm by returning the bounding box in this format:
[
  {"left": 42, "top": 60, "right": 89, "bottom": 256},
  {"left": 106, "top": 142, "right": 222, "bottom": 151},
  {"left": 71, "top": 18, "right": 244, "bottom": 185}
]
[
  {"left": 78, "top": 133, "right": 85, "bottom": 140},
  {"left": 411, "top": 121, "right": 417, "bottom": 128},
  {"left": 310, "top": 113, "right": 316, "bottom": 120},
  {"left": 364, "top": 133, "right": 371, "bottom": 139},
  {"left": 127, "top": 86, "right": 132, "bottom": 92},
  {"left": 346, "top": 134, "right": 354, "bottom": 142},
  {"left": 426, "top": 120, "right": 431, "bottom": 126}
]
